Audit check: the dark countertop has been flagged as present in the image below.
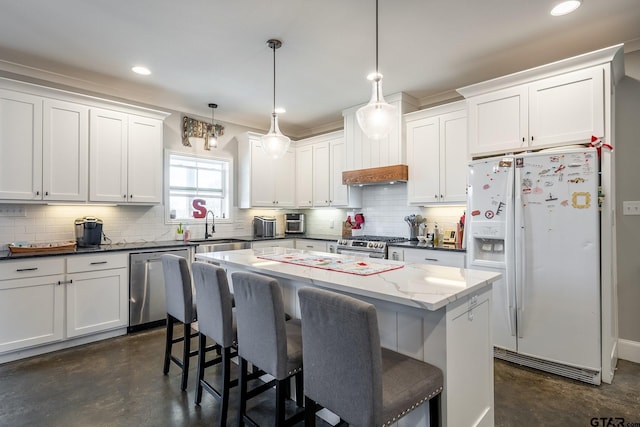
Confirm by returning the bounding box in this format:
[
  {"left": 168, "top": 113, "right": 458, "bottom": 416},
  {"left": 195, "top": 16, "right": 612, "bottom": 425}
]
[
  {"left": 0, "top": 235, "right": 342, "bottom": 261},
  {"left": 388, "top": 241, "right": 466, "bottom": 253},
  {"left": 0, "top": 240, "right": 197, "bottom": 261}
]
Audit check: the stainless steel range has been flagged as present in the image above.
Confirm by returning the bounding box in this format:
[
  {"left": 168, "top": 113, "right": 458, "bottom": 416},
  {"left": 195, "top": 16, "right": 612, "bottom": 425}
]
[{"left": 336, "top": 235, "right": 408, "bottom": 259}]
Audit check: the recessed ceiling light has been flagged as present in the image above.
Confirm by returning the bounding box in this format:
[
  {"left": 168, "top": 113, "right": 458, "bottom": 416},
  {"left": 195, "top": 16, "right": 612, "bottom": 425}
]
[
  {"left": 131, "top": 66, "right": 151, "bottom": 76},
  {"left": 550, "top": 0, "right": 582, "bottom": 16}
]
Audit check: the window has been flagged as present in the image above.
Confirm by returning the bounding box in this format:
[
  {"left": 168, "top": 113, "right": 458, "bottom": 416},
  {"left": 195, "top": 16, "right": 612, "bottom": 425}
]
[{"left": 166, "top": 152, "right": 232, "bottom": 222}]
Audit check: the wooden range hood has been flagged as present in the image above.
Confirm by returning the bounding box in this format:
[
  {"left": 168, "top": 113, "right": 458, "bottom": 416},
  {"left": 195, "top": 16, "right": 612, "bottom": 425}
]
[{"left": 342, "top": 165, "right": 408, "bottom": 186}]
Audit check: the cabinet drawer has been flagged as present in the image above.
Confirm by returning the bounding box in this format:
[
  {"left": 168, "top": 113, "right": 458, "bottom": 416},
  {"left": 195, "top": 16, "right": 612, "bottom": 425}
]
[
  {"left": 67, "top": 253, "right": 128, "bottom": 273},
  {"left": 294, "top": 239, "right": 328, "bottom": 252},
  {"left": 402, "top": 248, "right": 466, "bottom": 268},
  {"left": 0, "top": 257, "right": 65, "bottom": 280}
]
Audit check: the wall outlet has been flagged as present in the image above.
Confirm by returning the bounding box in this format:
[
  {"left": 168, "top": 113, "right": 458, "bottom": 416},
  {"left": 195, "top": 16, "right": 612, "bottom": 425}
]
[
  {"left": 622, "top": 201, "right": 640, "bottom": 216},
  {"left": 0, "top": 206, "right": 26, "bottom": 217},
  {"left": 329, "top": 220, "right": 335, "bottom": 229}
]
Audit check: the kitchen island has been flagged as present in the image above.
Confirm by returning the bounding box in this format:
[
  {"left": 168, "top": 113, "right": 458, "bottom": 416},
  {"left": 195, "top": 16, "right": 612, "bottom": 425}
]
[{"left": 196, "top": 248, "right": 501, "bottom": 427}]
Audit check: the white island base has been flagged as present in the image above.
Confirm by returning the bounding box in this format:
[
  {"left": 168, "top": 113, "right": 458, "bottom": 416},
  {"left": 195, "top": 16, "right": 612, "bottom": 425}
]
[{"left": 196, "top": 248, "right": 500, "bottom": 427}]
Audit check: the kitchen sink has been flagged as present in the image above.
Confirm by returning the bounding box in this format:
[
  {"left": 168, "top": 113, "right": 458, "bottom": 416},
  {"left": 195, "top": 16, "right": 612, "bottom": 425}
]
[{"left": 194, "top": 239, "right": 251, "bottom": 253}]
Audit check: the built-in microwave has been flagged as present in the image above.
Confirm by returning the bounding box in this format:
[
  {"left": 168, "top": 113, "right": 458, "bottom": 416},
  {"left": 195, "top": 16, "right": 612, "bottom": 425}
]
[{"left": 284, "top": 213, "right": 305, "bottom": 234}]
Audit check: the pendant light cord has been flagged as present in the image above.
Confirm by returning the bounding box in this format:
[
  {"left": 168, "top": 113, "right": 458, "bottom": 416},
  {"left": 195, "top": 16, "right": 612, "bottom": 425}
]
[
  {"left": 375, "top": 0, "right": 380, "bottom": 102},
  {"left": 272, "top": 42, "right": 276, "bottom": 114}
]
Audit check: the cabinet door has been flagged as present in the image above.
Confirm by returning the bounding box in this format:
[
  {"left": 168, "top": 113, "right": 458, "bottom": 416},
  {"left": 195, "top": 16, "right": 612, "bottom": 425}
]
[
  {"left": 128, "top": 115, "right": 163, "bottom": 203},
  {"left": 313, "top": 142, "right": 330, "bottom": 206},
  {"left": 467, "top": 86, "right": 528, "bottom": 156},
  {"left": 0, "top": 275, "right": 64, "bottom": 353},
  {"left": 0, "top": 89, "right": 42, "bottom": 200},
  {"left": 440, "top": 110, "right": 468, "bottom": 203},
  {"left": 528, "top": 66, "right": 604, "bottom": 148},
  {"left": 89, "top": 109, "right": 128, "bottom": 202},
  {"left": 295, "top": 145, "right": 313, "bottom": 207},
  {"left": 407, "top": 116, "right": 440, "bottom": 204},
  {"left": 66, "top": 267, "right": 128, "bottom": 338},
  {"left": 250, "top": 141, "right": 276, "bottom": 207},
  {"left": 329, "top": 138, "right": 350, "bottom": 206},
  {"left": 42, "top": 99, "right": 88, "bottom": 201},
  {"left": 447, "top": 297, "right": 493, "bottom": 427},
  {"left": 274, "top": 148, "right": 296, "bottom": 207}
]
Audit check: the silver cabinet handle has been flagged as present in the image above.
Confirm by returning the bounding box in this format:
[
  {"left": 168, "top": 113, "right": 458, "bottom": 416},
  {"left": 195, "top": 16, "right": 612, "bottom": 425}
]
[
  {"left": 424, "top": 258, "right": 439, "bottom": 262},
  {"left": 90, "top": 261, "right": 108, "bottom": 265}
]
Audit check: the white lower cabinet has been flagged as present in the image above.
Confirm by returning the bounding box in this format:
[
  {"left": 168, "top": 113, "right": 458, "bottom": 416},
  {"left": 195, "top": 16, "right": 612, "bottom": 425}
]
[
  {"left": 392, "top": 247, "right": 466, "bottom": 268},
  {"left": 0, "top": 253, "right": 128, "bottom": 360},
  {"left": 252, "top": 239, "right": 295, "bottom": 249},
  {"left": 0, "top": 258, "right": 65, "bottom": 354},
  {"left": 294, "top": 239, "right": 328, "bottom": 252},
  {"left": 66, "top": 253, "right": 128, "bottom": 338}
]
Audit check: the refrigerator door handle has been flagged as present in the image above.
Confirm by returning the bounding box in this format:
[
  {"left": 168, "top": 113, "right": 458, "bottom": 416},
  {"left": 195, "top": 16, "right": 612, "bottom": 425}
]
[
  {"left": 506, "top": 162, "right": 516, "bottom": 337},
  {"left": 517, "top": 196, "right": 527, "bottom": 339}
]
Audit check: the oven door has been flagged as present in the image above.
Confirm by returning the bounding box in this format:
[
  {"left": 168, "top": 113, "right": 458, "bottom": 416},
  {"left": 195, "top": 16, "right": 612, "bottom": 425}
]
[{"left": 336, "top": 249, "right": 386, "bottom": 259}]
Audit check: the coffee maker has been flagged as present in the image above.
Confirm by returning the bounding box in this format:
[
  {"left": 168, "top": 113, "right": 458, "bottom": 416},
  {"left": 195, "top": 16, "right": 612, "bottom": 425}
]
[{"left": 75, "top": 217, "right": 104, "bottom": 247}]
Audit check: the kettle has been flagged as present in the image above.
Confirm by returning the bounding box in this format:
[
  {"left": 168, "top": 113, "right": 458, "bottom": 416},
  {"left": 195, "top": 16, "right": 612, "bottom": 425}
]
[{"left": 74, "top": 216, "right": 103, "bottom": 248}]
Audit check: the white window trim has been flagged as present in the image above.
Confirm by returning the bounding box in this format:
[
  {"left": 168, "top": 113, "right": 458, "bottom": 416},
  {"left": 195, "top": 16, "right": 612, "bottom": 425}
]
[{"left": 164, "top": 149, "right": 234, "bottom": 224}]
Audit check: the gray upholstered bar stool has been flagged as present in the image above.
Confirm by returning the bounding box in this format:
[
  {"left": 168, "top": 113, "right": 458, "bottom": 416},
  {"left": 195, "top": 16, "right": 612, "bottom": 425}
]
[
  {"left": 298, "top": 287, "right": 444, "bottom": 427},
  {"left": 191, "top": 261, "right": 237, "bottom": 426},
  {"left": 161, "top": 254, "right": 199, "bottom": 391},
  {"left": 231, "top": 271, "right": 305, "bottom": 427}
]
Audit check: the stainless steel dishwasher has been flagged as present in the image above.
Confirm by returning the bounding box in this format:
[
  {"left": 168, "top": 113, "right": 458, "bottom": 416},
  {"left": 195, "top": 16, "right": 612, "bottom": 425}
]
[{"left": 128, "top": 248, "right": 190, "bottom": 332}]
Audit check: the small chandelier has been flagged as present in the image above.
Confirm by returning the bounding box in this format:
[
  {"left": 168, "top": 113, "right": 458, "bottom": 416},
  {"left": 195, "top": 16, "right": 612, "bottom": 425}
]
[
  {"left": 356, "top": 0, "right": 397, "bottom": 140},
  {"left": 206, "top": 103, "right": 218, "bottom": 150},
  {"left": 260, "top": 39, "right": 291, "bottom": 159}
]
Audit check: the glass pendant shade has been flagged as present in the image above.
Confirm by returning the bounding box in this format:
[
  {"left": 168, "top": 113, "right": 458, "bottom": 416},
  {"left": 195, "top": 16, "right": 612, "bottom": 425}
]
[
  {"left": 207, "top": 131, "right": 218, "bottom": 149},
  {"left": 356, "top": 74, "right": 397, "bottom": 140},
  {"left": 261, "top": 112, "right": 291, "bottom": 159}
]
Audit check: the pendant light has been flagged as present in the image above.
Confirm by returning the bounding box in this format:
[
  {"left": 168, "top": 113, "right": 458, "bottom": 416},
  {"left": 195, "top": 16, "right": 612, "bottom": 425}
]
[
  {"left": 207, "top": 103, "right": 218, "bottom": 150},
  {"left": 260, "top": 39, "right": 291, "bottom": 159},
  {"left": 356, "top": 0, "right": 397, "bottom": 140}
]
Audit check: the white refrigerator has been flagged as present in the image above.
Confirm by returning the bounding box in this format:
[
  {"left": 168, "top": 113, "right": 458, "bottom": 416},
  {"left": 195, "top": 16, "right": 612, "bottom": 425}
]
[{"left": 467, "top": 146, "right": 601, "bottom": 384}]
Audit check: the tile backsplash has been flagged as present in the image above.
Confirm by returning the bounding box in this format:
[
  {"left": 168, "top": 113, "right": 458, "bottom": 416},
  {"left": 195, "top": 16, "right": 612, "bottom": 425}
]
[{"left": 1, "top": 185, "right": 465, "bottom": 250}]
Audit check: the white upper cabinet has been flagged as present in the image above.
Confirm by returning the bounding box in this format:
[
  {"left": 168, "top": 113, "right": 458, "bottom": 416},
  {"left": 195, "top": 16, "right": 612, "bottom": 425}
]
[
  {"left": 0, "top": 89, "right": 89, "bottom": 202},
  {"left": 296, "top": 131, "right": 361, "bottom": 208},
  {"left": 89, "top": 109, "right": 164, "bottom": 204},
  {"left": 0, "top": 78, "right": 167, "bottom": 204},
  {"left": 343, "top": 92, "right": 418, "bottom": 170},
  {"left": 528, "top": 67, "right": 604, "bottom": 148},
  {"left": 461, "top": 62, "right": 608, "bottom": 157},
  {"left": 43, "top": 99, "right": 89, "bottom": 202},
  {"left": 295, "top": 144, "right": 313, "bottom": 207},
  {"left": 127, "top": 115, "right": 164, "bottom": 204},
  {"left": 406, "top": 102, "right": 468, "bottom": 205},
  {"left": 89, "top": 109, "right": 128, "bottom": 203},
  {"left": 0, "top": 89, "right": 43, "bottom": 200},
  {"left": 237, "top": 132, "right": 296, "bottom": 208}
]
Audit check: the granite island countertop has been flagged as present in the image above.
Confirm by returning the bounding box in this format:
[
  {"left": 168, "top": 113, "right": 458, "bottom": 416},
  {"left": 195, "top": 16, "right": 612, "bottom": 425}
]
[{"left": 196, "top": 247, "right": 499, "bottom": 311}]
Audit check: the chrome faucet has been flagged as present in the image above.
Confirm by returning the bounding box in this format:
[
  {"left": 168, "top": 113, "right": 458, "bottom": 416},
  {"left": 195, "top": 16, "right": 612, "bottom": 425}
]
[{"left": 204, "top": 210, "right": 215, "bottom": 239}]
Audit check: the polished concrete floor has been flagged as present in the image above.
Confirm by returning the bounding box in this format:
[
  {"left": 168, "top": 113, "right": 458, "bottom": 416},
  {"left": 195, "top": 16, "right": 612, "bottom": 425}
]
[{"left": 1, "top": 327, "right": 639, "bottom": 426}]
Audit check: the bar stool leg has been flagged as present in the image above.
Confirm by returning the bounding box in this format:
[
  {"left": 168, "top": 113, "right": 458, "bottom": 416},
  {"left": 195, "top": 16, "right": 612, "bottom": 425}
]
[
  {"left": 219, "top": 347, "right": 231, "bottom": 426},
  {"left": 275, "top": 380, "right": 286, "bottom": 427},
  {"left": 181, "top": 322, "right": 191, "bottom": 391},
  {"left": 195, "top": 333, "right": 206, "bottom": 404},
  {"left": 238, "top": 357, "right": 248, "bottom": 427},
  {"left": 429, "top": 394, "right": 442, "bottom": 427},
  {"left": 304, "top": 396, "right": 317, "bottom": 427},
  {"left": 163, "top": 315, "right": 174, "bottom": 375},
  {"left": 295, "top": 372, "right": 304, "bottom": 407}
]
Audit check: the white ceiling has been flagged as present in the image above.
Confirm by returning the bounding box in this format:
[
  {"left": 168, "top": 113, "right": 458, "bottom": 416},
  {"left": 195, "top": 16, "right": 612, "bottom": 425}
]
[{"left": 1, "top": 0, "right": 639, "bottom": 138}]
